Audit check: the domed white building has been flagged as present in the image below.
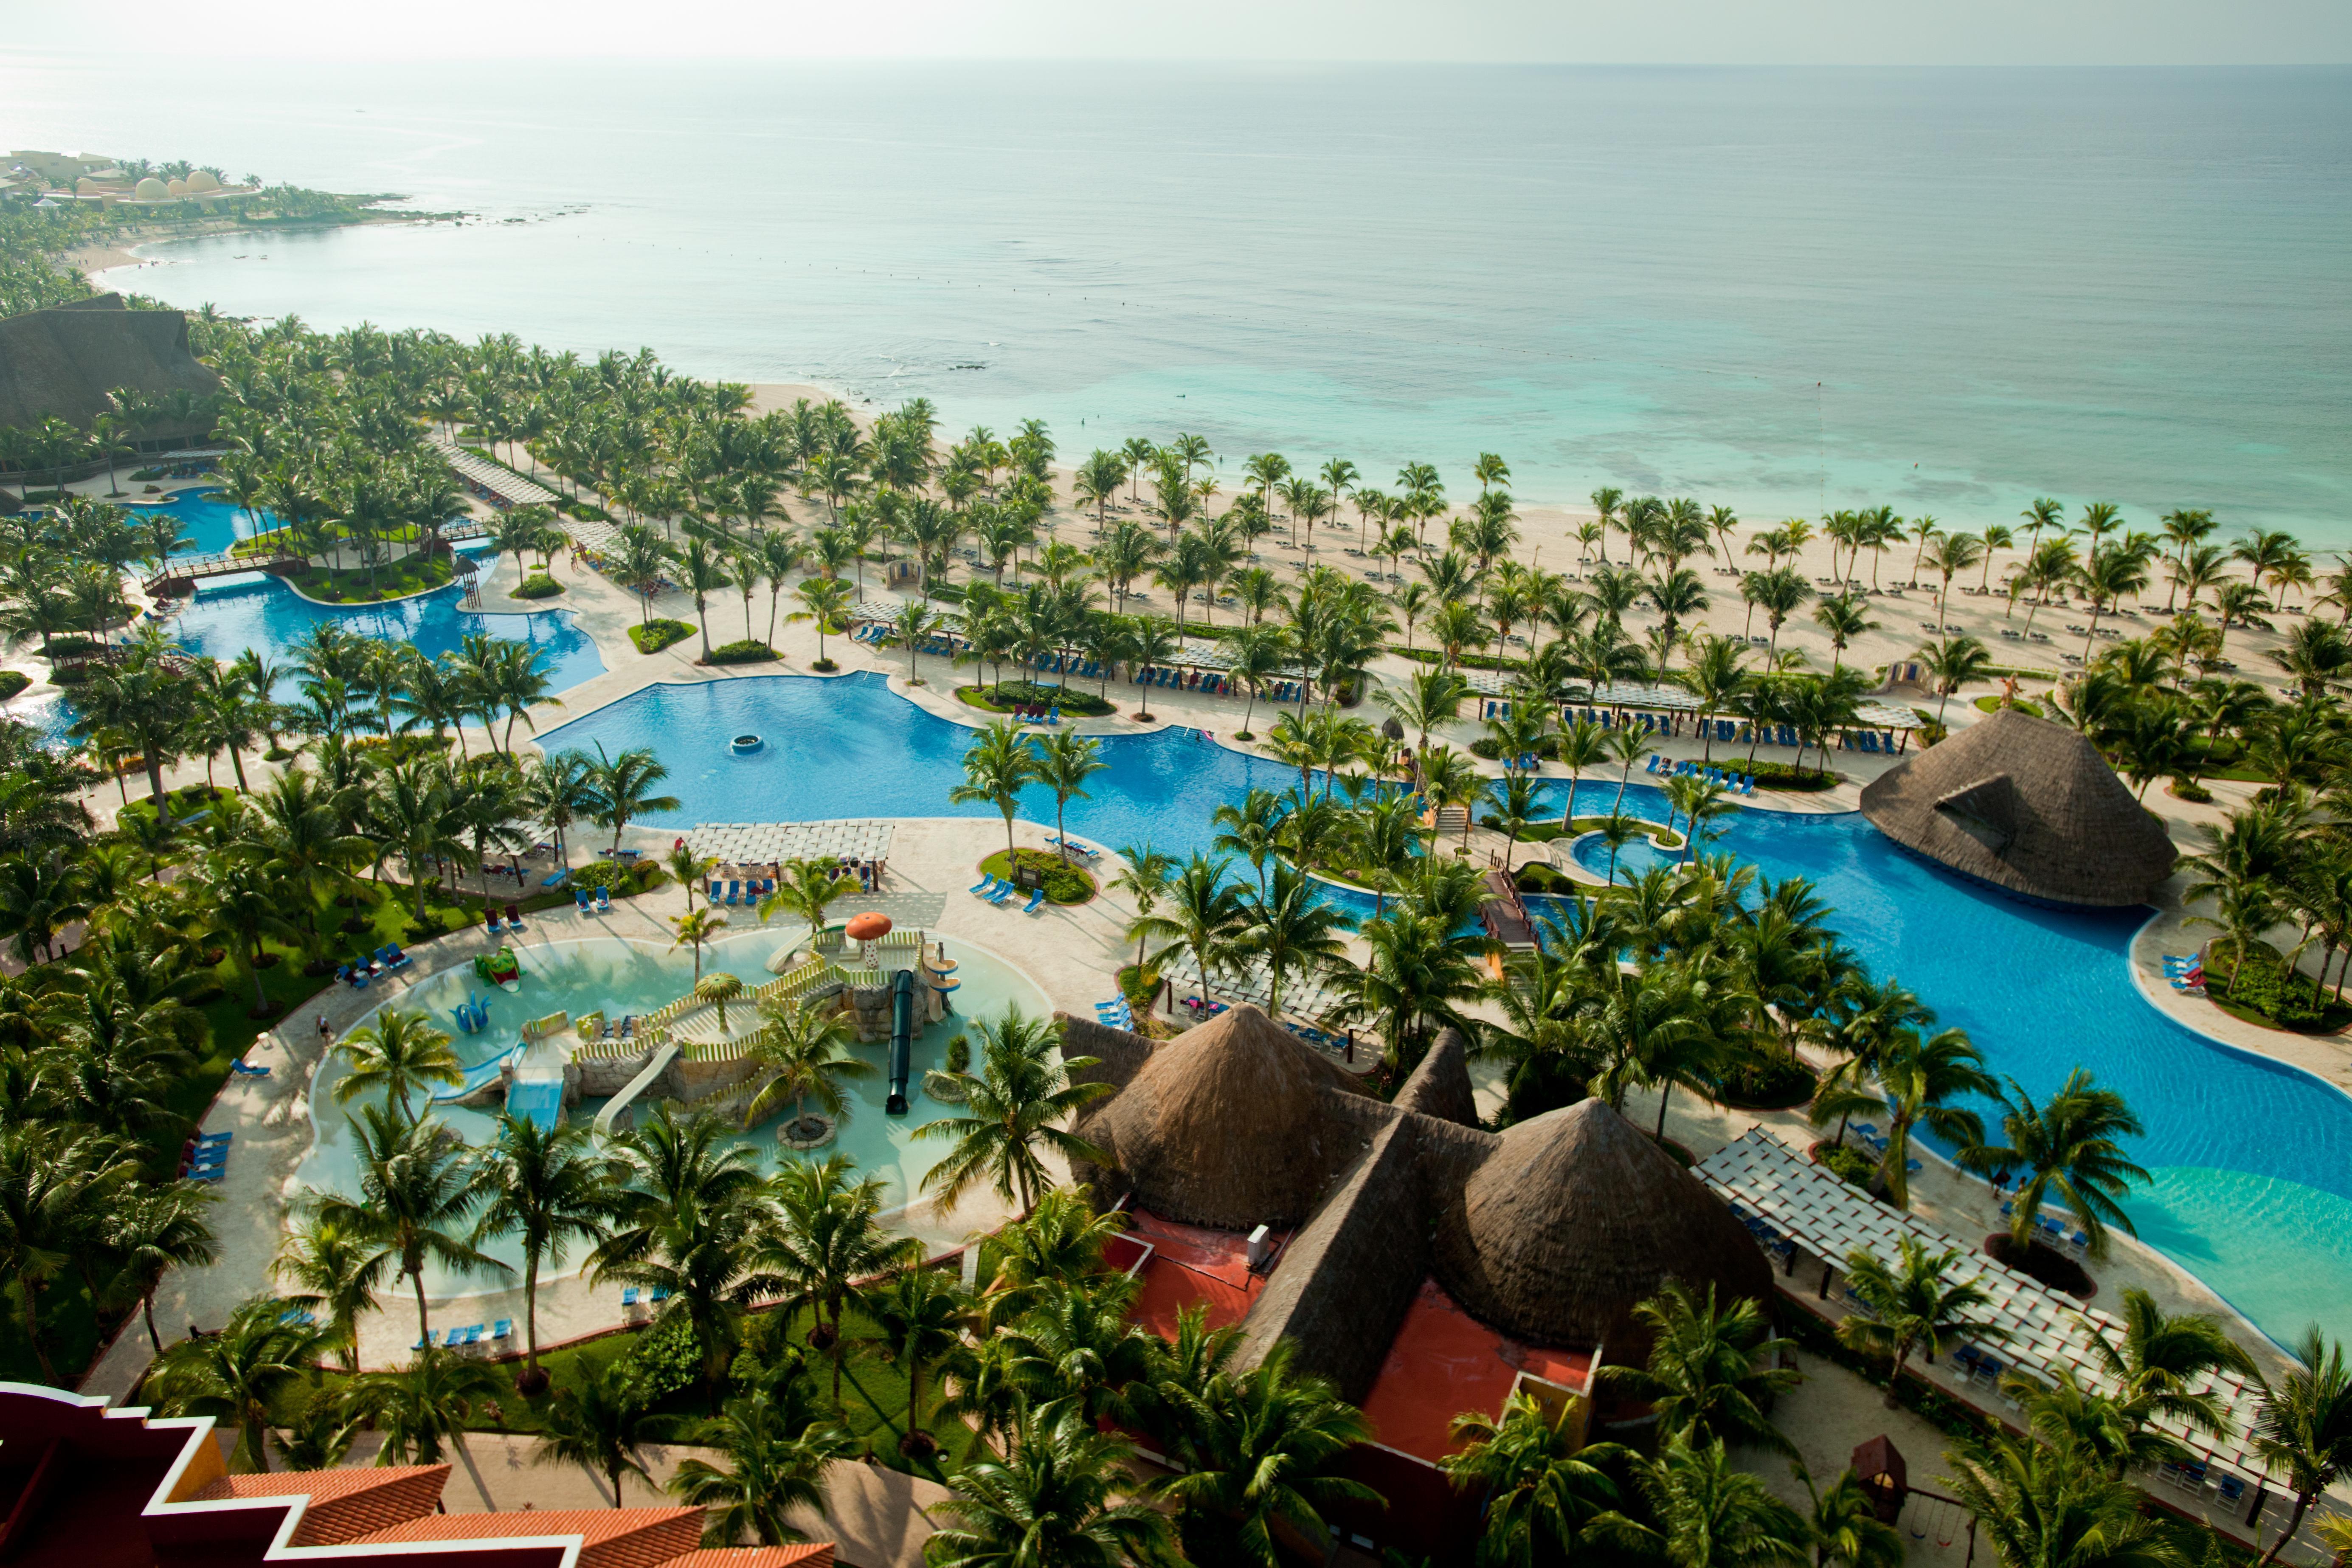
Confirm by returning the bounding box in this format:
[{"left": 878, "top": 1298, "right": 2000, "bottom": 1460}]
[{"left": 133, "top": 176, "right": 167, "bottom": 200}]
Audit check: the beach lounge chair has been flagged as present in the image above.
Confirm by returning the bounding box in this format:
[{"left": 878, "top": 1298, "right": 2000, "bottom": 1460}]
[
  {"left": 1644, "top": 754, "right": 1661, "bottom": 773},
  {"left": 414, "top": 1329, "right": 439, "bottom": 1350},
  {"left": 622, "top": 1286, "right": 640, "bottom": 1307},
  {"left": 968, "top": 873, "right": 996, "bottom": 894},
  {"left": 197, "top": 1130, "right": 231, "bottom": 1145},
  {"left": 541, "top": 869, "right": 570, "bottom": 888},
  {"left": 707, "top": 878, "right": 723, "bottom": 902},
  {"left": 385, "top": 944, "right": 411, "bottom": 970},
  {"left": 725, "top": 880, "right": 742, "bottom": 904},
  {"left": 651, "top": 1287, "right": 671, "bottom": 1303},
  {"left": 485, "top": 912, "right": 506, "bottom": 934},
  {"left": 231, "top": 1059, "right": 271, "bottom": 1077},
  {"left": 595, "top": 886, "right": 612, "bottom": 912},
  {"left": 1022, "top": 889, "right": 1047, "bottom": 915},
  {"left": 493, "top": 1319, "right": 512, "bottom": 1341}
]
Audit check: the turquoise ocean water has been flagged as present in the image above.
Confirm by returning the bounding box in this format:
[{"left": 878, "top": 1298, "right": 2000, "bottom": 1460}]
[{"left": 5, "top": 56, "right": 2348, "bottom": 540}]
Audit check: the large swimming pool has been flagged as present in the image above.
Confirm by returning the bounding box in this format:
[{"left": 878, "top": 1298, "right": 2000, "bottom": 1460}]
[
  {"left": 539, "top": 672, "right": 2352, "bottom": 1351},
  {"left": 297, "top": 929, "right": 1052, "bottom": 1295},
  {"left": 125, "top": 488, "right": 258, "bottom": 556},
  {"left": 169, "top": 564, "right": 604, "bottom": 703}
]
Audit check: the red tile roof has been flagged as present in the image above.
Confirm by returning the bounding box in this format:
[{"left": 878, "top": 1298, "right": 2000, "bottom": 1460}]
[
  {"left": 348, "top": 1508, "right": 705, "bottom": 1568},
  {"left": 192, "top": 1467, "right": 449, "bottom": 1545},
  {"left": 1356, "top": 1278, "right": 1595, "bottom": 1465},
  {"left": 654, "top": 1548, "right": 834, "bottom": 1568}
]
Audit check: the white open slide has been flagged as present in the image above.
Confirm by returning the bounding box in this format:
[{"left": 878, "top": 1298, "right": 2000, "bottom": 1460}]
[{"left": 593, "top": 1042, "right": 679, "bottom": 1137}]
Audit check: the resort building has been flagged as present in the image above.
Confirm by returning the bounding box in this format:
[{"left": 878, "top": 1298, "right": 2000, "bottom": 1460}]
[
  {"left": 1057, "top": 1004, "right": 1771, "bottom": 1560},
  {"left": 0, "top": 293, "right": 221, "bottom": 448},
  {"left": 1857, "top": 705, "right": 2178, "bottom": 906},
  {"left": 0, "top": 1383, "right": 836, "bottom": 1568}
]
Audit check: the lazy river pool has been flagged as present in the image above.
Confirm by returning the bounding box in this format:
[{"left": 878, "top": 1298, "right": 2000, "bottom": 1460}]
[{"left": 535, "top": 671, "right": 2352, "bottom": 1351}]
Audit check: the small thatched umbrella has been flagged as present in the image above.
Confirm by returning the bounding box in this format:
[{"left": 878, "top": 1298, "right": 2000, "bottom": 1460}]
[{"left": 695, "top": 971, "right": 745, "bottom": 1034}]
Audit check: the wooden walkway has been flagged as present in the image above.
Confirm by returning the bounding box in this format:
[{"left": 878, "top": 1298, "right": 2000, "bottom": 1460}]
[{"left": 141, "top": 550, "right": 300, "bottom": 596}]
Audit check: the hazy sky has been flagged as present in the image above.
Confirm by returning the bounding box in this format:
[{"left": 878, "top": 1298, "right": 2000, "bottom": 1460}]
[{"left": 14, "top": 0, "right": 2350, "bottom": 62}]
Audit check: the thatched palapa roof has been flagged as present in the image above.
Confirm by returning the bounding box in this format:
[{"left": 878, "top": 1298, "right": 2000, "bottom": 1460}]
[
  {"left": 0, "top": 294, "right": 220, "bottom": 434},
  {"left": 1427, "top": 1099, "right": 1772, "bottom": 1358},
  {"left": 1055, "top": 1008, "right": 1777, "bottom": 1388},
  {"left": 1069, "top": 1004, "right": 1370, "bottom": 1231},
  {"left": 1858, "top": 707, "right": 2177, "bottom": 906}
]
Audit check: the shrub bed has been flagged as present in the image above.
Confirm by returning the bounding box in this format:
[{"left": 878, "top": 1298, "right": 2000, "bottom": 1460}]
[
  {"left": 48, "top": 663, "right": 91, "bottom": 687},
  {"left": 1744, "top": 759, "right": 1840, "bottom": 791},
  {"left": 629, "top": 619, "right": 695, "bottom": 655},
  {"left": 0, "top": 671, "right": 28, "bottom": 701},
  {"left": 559, "top": 499, "right": 610, "bottom": 521},
  {"left": 956, "top": 681, "right": 1116, "bottom": 717},
  {"left": 703, "top": 639, "right": 780, "bottom": 665},
  {"left": 2199, "top": 945, "right": 2352, "bottom": 1033},
  {"left": 512, "top": 573, "right": 564, "bottom": 599},
  {"left": 1719, "top": 1052, "right": 1817, "bottom": 1109},
  {"left": 1471, "top": 735, "right": 1561, "bottom": 761},
  {"left": 43, "top": 637, "right": 101, "bottom": 659},
  {"left": 1514, "top": 862, "right": 1576, "bottom": 895},
  {"left": 2167, "top": 777, "right": 2214, "bottom": 803},
  {"left": 1810, "top": 1140, "right": 1879, "bottom": 1189},
  {"left": 979, "top": 848, "right": 1097, "bottom": 904}
]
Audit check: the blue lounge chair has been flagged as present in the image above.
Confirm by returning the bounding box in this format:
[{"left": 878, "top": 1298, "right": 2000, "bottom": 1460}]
[
  {"left": 968, "top": 873, "right": 996, "bottom": 893},
  {"left": 707, "top": 878, "right": 722, "bottom": 902},
  {"left": 725, "top": 880, "right": 742, "bottom": 904},
  {"left": 1645, "top": 754, "right": 1661, "bottom": 773},
  {"left": 987, "top": 881, "right": 1016, "bottom": 905},
  {"left": 541, "top": 870, "right": 569, "bottom": 888},
  {"left": 197, "top": 1130, "right": 231, "bottom": 1145},
  {"left": 415, "top": 1329, "right": 440, "bottom": 1349},
  {"left": 595, "top": 886, "right": 612, "bottom": 912},
  {"left": 231, "top": 1060, "right": 271, "bottom": 1077},
  {"left": 650, "top": 1286, "right": 671, "bottom": 1303},
  {"left": 493, "top": 1319, "right": 512, "bottom": 1341},
  {"left": 1022, "top": 889, "right": 1047, "bottom": 915},
  {"left": 622, "top": 1286, "right": 640, "bottom": 1307}
]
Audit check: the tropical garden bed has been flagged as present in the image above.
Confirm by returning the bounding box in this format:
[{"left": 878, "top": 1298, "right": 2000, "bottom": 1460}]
[
  {"left": 511, "top": 573, "right": 564, "bottom": 599},
  {"left": 2197, "top": 945, "right": 2352, "bottom": 1034},
  {"left": 956, "top": 681, "right": 1116, "bottom": 717},
  {"left": 700, "top": 639, "right": 779, "bottom": 665},
  {"left": 628, "top": 618, "right": 695, "bottom": 655},
  {"left": 980, "top": 848, "right": 1097, "bottom": 904},
  {"left": 284, "top": 555, "right": 456, "bottom": 603}
]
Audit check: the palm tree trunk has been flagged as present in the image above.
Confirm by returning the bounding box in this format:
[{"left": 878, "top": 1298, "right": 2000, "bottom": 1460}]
[{"left": 413, "top": 1271, "right": 432, "bottom": 1345}]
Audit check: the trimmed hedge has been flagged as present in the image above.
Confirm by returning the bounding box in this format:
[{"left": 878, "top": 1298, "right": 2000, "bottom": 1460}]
[
  {"left": 1514, "top": 862, "right": 1576, "bottom": 895},
  {"left": 1812, "top": 1141, "right": 1879, "bottom": 1188},
  {"left": 629, "top": 619, "right": 695, "bottom": 655},
  {"left": 703, "top": 640, "right": 780, "bottom": 665},
  {"left": 0, "top": 671, "right": 28, "bottom": 701},
  {"left": 957, "top": 681, "right": 1115, "bottom": 718},
  {"left": 980, "top": 848, "right": 1097, "bottom": 904},
  {"left": 512, "top": 573, "right": 564, "bottom": 599},
  {"left": 1744, "top": 759, "right": 1840, "bottom": 792}
]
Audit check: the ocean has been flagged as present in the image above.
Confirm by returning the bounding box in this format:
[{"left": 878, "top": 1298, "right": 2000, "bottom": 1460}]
[{"left": 7, "top": 56, "right": 2350, "bottom": 541}]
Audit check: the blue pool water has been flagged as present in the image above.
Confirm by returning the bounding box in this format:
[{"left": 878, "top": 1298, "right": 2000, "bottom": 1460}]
[
  {"left": 124, "top": 489, "right": 260, "bottom": 556},
  {"left": 168, "top": 564, "right": 605, "bottom": 702},
  {"left": 539, "top": 673, "right": 2352, "bottom": 1349}
]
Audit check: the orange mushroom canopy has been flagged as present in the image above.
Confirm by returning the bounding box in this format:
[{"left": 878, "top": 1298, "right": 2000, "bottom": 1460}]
[{"left": 845, "top": 912, "right": 892, "bottom": 942}]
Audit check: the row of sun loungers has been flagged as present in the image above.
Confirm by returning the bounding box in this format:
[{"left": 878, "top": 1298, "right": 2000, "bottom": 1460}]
[
  {"left": 1045, "top": 834, "right": 1101, "bottom": 859},
  {"left": 182, "top": 1129, "right": 231, "bottom": 1182},
  {"left": 1096, "top": 997, "right": 1136, "bottom": 1030},
  {"left": 1842, "top": 1122, "right": 1923, "bottom": 1174},
  {"left": 2164, "top": 954, "right": 2207, "bottom": 996},
  {"left": 1646, "top": 756, "right": 1760, "bottom": 794},
  {"left": 484, "top": 904, "right": 528, "bottom": 934},
  {"left": 704, "top": 877, "right": 777, "bottom": 905},
  {"left": 968, "top": 873, "right": 1048, "bottom": 915},
  {"left": 571, "top": 885, "right": 615, "bottom": 913},
  {"left": 337, "top": 944, "right": 412, "bottom": 989},
  {"left": 415, "top": 1320, "right": 513, "bottom": 1350}
]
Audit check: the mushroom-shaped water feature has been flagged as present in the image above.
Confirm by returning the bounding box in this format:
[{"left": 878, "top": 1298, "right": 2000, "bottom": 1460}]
[
  {"left": 846, "top": 910, "right": 892, "bottom": 967},
  {"left": 695, "top": 971, "right": 745, "bottom": 1035}
]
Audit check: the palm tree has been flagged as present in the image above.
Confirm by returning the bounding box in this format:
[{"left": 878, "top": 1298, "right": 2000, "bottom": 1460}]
[
  {"left": 1964, "top": 1069, "right": 2149, "bottom": 1261},
  {"left": 927, "top": 1403, "right": 1173, "bottom": 1568},
  {"left": 1919, "top": 634, "right": 1997, "bottom": 726},
  {"left": 2079, "top": 1286, "right": 2257, "bottom": 1452},
  {"left": 741, "top": 994, "right": 873, "bottom": 1138},
  {"left": 1835, "top": 1236, "right": 2009, "bottom": 1408},
  {"left": 1238, "top": 861, "right": 1349, "bottom": 1024},
  {"left": 354, "top": 1346, "right": 511, "bottom": 1465},
  {"left": 1948, "top": 1431, "right": 2184, "bottom": 1568},
  {"left": 1812, "top": 596, "right": 1877, "bottom": 673},
  {"left": 1034, "top": 730, "right": 1106, "bottom": 863},
  {"left": 1804, "top": 1468, "right": 1905, "bottom": 1568},
  {"left": 753, "top": 1153, "right": 920, "bottom": 1404},
  {"left": 471, "top": 1117, "right": 619, "bottom": 1391},
  {"left": 109, "top": 1182, "right": 221, "bottom": 1357},
  {"left": 1126, "top": 853, "right": 1246, "bottom": 1007},
  {"left": 913, "top": 1005, "right": 1111, "bottom": 1218},
  {"left": 333, "top": 1007, "right": 464, "bottom": 1123},
  {"left": 668, "top": 906, "right": 728, "bottom": 982},
  {"left": 1108, "top": 843, "right": 1175, "bottom": 974},
  {"left": 310, "top": 1105, "right": 509, "bottom": 1345},
  {"left": 1808, "top": 1026, "right": 1993, "bottom": 1208},
  {"left": 591, "top": 1106, "right": 768, "bottom": 1402},
  {"left": 1156, "top": 1338, "right": 1379, "bottom": 1566},
  {"left": 671, "top": 1386, "right": 855, "bottom": 1542},
  {"left": 536, "top": 1357, "right": 679, "bottom": 1506},
  {"left": 582, "top": 743, "right": 681, "bottom": 857},
  {"left": 1324, "top": 906, "right": 1485, "bottom": 1072},
  {"left": 1622, "top": 1434, "right": 1812, "bottom": 1568},
  {"left": 788, "top": 575, "right": 853, "bottom": 667},
  {"left": 0, "top": 1125, "right": 132, "bottom": 1382},
  {"left": 1596, "top": 1280, "right": 1798, "bottom": 1458},
  {"left": 1440, "top": 1388, "right": 1626, "bottom": 1566},
  {"left": 148, "top": 1295, "right": 328, "bottom": 1472},
  {"left": 870, "top": 1263, "right": 970, "bottom": 1455},
  {"left": 2251, "top": 1327, "right": 2352, "bottom": 1565},
  {"left": 756, "top": 858, "right": 861, "bottom": 948},
  {"left": 271, "top": 1210, "right": 391, "bottom": 1372},
  {"left": 950, "top": 718, "right": 1041, "bottom": 866}
]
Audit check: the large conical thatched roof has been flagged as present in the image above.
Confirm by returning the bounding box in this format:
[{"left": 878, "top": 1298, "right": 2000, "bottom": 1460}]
[
  {"left": 0, "top": 294, "right": 220, "bottom": 434},
  {"left": 1428, "top": 1099, "right": 1771, "bottom": 1354},
  {"left": 1073, "top": 1003, "right": 1369, "bottom": 1231},
  {"left": 1859, "top": 707, "right": 2177, "bottom": 906}
]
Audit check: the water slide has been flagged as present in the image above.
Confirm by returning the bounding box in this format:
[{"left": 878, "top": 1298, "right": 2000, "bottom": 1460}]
[
  {"left": 886, "top": 969, "right": 914, "bottom": 1115},
  {"left": 431, "top": 1044, "right": 519, "bottom": 1103},
  {"left": 507, "top": 1077, "right": 564, "bottom": 1130},
  {"left": 594, "top": 1042, "right": 680, "bottom": 1137}
]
